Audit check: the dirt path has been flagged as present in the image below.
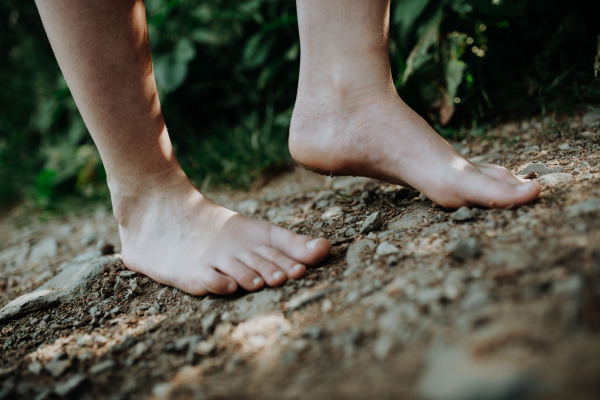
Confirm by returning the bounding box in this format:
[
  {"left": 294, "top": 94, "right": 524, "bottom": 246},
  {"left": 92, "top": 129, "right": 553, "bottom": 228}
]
[{"left": 1, "top": 110, "right": 600, "bottom": 400}]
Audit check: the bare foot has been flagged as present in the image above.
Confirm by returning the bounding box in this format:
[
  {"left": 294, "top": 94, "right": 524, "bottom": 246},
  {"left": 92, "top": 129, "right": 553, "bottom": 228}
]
[
  {"left": 290, "top": 85, "right": 540, "bottom": 209},
  {"left": 111, "top": 170, "right": 330, "bottom": 296}
]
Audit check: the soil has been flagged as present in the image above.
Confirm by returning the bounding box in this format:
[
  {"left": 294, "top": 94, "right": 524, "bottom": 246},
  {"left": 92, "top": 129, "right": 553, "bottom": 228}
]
[{"left": 1, "top": 110, "right": 600, "bottom": 400}]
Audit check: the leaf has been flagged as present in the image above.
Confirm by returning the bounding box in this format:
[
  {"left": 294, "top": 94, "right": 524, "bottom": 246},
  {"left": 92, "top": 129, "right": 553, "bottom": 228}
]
[
  {"left": 393, "top": 0, "right": 434, "bottom": 40},
  {"left": 401, "top": 9, "right": 443, "bottom": 85}
]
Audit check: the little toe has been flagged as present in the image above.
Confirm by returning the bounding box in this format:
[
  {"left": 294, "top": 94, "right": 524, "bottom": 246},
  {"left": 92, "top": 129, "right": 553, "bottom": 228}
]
[
  {"left": 269, "top": 225, "right": 331, "bottom": 265},
  {"left": 217, "top": 260, "right": 264, "bottom": 292},
  {"left": 256, "top": 247, "right": 308, "bottom": 279}
]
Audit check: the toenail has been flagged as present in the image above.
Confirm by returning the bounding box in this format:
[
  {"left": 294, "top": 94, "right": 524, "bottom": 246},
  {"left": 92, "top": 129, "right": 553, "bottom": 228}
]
[
  {"left": 253, "top": 277, "right": 263, "bottom": 287},
  {"left": 273, "top": 271, "right": 284, "bottom": 280},
  {"left": 293, "top": 264, "right": 304, "bottom": 272},
  {"left": 517, "top": 182, "right": 535, "bottom": 191},
  {"left": 306, "top": 239, "right": 320, "bottom": 249}
]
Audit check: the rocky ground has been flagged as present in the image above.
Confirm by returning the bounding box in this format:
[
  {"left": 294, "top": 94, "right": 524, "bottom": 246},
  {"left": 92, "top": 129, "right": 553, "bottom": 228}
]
[{"left": 1, "top": 109, "right": 600, "bottom": 400}]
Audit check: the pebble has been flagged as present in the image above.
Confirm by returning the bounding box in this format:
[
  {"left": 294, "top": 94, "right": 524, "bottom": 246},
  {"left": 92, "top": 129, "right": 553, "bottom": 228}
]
[
  {"left": 194, "top": 340, "right": 216, "bottom": 356},
  {"left": 461, "top": 284, "right": 490, "bottom": 310},
  {"left": 519, "top": 163, "right": 563, "bottom": 177},
  {"left": 557, "top": 143, "right": 571, "bottom": 150},
  {"left": 345, "top": 239, "right": 375, "bottom": 276},
  {"left": 360, "top": 211, "right": 384, "bottom": 234},
  {"left": 376, "top": 242, "right": 401, "bottom": 256},
  {"left": 386, "top": 255, "right": 400, "bottom": 267},
  {"left": 28, "top": 238, "right": 59, "bottom": 262},
  {"left": 448, "top": 238, "right": 482, "bottom": 261},
  {"left": 451, "top": 207, "right": 474, "bottom": 222},
  {"left": 566, "top": 198, "right": 600, "bottom": 218},
  {"left": 266, "top": 206, "right": 297, "bottom": 224},
  {"left": 581, "top": 109, "right": 600, "bottom": 128},
  {"left": 53, "top": 374, "right": 87, "bottom": 397},
  {"left": 537, "top": 173, "right": 574, "bottom": 186},
  {"left": 130, "top": 278, "right": 143, "bottom": 295},
  {"left": 388, "top": 214, "right": 422, "bottom": 231},
  {"left": 417, "top": 345, "right": 536, "bottom": 400},
  {"left": 321, "top": 206, "right": 342, "bottom": 220},
  {"left": 235, "top": 199, "right": 259, "bottom": 216},
  {"left": 45, "top": 354, "right": 71, "bottom": 378},
  {"left": 89, "top": 360, "right": 115, "bottom": 375}
]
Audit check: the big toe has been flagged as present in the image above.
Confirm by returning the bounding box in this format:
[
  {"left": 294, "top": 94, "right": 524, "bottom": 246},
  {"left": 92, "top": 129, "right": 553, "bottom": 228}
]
[
  {"left": 269, "top": 225, "right": 330, "bottom": 266},
  {"left": 461, "top": 174, "right": 540, "bottom": 208}
]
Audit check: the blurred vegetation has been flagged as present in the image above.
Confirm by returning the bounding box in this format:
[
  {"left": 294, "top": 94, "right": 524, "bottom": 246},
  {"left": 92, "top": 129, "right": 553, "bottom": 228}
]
[{"left": 1, "top": 0, "right": 599, "bottom": 209}]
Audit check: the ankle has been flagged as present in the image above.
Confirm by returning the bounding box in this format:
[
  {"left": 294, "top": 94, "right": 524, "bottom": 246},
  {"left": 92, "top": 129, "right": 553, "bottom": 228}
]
[{"left": 108, "top": 164, "right": 190, "bottom": 227}]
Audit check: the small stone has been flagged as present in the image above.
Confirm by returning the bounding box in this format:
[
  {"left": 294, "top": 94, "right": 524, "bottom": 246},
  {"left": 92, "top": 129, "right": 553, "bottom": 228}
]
[
  {"left": 28, "top": 238, "right": 59, "bottom": 262},
  {"left": 451, "top": 207, "right": 474, "bottom": 222},
  {"left": 417, "top": 345, "right": 536, "bottom": 400},
  {"left": 414, "top": 288, "right": 443, "bottom": 306},
  {"left": 321, "top": 299, "right": 333, "bottom": 313},
  {"left": 360, "top": 211, "right": 384, "bottom": 234},
  {"left": 235, "top": 199, "right": 259, "bottom": 216},
  {"left": 312, "top": 221, "right": 324, "bottom": 230},
  {"left": 119, "top": 271, "right": 137, "bottom": 278},
  {"left": 130, "top": 278, "right": 143, "bottom": 295},
  {"left": 89, "top": 360, "right": 115, "bottom": 375},
  {"left": 386, "top": 255, "right": 400, "bottom": 267},
  {"left": 194, "top": 340, "right": 215, "bottom": 356},
  {"left": 266, "top": 206, "right": 297, "bottom": 224},
  {"left": 519, "top": 163, "right": 563, "bottom": 177},
  {"left": 537, "top": 173, "right": 574, "bottom": 186},
  {"left": 449, "top": 238, "right": 481, "bottom": 261},
  {"left": 376, "top": 242, "right": 401, "bottom": 256},
  {"left": 113, "top": 276, "right": 128, "bottom": 292},
  {"left": 461, "top": 284, "right": 490, "bottom": 310},
  {"left": 45, "top": 354, "right": 71, "bottom": 378},
  {"left": 566, "top": 198, "right": 600, "bottom": 218},
  {"left": 344, "top": 227, "right": 358, "bottom": 237},
  {"left": 580, "top": 131, "right": 597, "bottom": 138},
  {"left": 98, "top": 241, "right": 115, "bottom": 255},
  {"left": 321, "top": 206, "right": 342, "bottom": 220},
  {"left": 557, "top": 143, "right": 571, "bottom": 150},
  {"left": 345, "top": 239, "right": 376, "bottom": 276},
  {"left": 582, "top": 109, "right": 600, "bottom": 128},
  {"left": 53, "top": 374, "right": 87, "bottom": 397},
  {"left": 28, "top": 361, "right": 42, "bottom": 374}
]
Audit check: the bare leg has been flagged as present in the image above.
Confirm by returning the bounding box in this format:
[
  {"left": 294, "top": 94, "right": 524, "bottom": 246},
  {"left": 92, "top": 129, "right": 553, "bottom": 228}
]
[
  {"left": 34, "top": 0, "right": 329, "bottom": 295},
  {"left": 290, "top": 0, "right": 540, "bottom": 208}
]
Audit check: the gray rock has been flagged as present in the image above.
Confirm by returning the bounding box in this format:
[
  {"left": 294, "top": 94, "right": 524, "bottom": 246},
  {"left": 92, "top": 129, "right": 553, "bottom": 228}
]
[
  {"left": 232, "top": 290, "right": 282, "bottom": 320},
  {"left": 518, "top": 163, "right": 563, "bottom": 177},
  {"left": 461, "top": 284, "right": 490, "bottom": 310},
  {"left": 537, "top": 173, "right": 574, "bottom": 186},
  {"left": 53, "top": 374, "right": 87, "bottom": 397},
  {"left": 89, "top": 360, "right": 115, "bottom": 375},
  {"left": 321, "top": 206, "right": 342, "bottom": 220},
  {"left": 266, "top": 206, "right": 297, "bottom": 224},
  {"left": 360, "top": 211, "right": 384, "bottom": 234},
  {"left": 376, "top": 242, "right": 401, "bottom": 256},
  {"left": 566, "top": 198, "right": 600, "bottom": 218},
  {"left": 235, "top": 199, "right": 259, "bottom": 216},
  {"left": 557, "top": 143, "right": 571, "bottom": 150},
  {"left": 345, "top": 239, "right": 375, "bottom": 276},
  {"left": 451, "top": 207, "right": 474, "bottom": 222},
  {"left": 417, "top": 345, "right": 536, "bottom": 400},
  {"left": 28, "top": 238, "right": 59, "bottom": 262},
  {"left": 331, "top": 176, "right": 371, "bottom": 191},
  {"left": 582, "top": 109, "right": 600, "bottom": 128},
  {"left": 45, "top": 354, "right": 71, "bottom": 378},
  {"left": 414, "top": 288, "right": 443, "bottom": 306},
  {"left": 0, "top": 256, "right": 117, "bottom": 323},
  {"left": 449, "top": 238, "right": 481, "bottom": 261}
]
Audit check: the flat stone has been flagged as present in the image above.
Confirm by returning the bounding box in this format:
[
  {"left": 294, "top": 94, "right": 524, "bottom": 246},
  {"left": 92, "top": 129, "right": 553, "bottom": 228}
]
[
  {"left": 266, "top": 206, "right": 297, "bottom": 224},
  {"left": 451, "top": 207, "right": 474, "bottom": 222},
  {"left": 0, "top": 256, "right": 118, "bottom": 323},
  {"left": 417, "top": 345, "right": 536, "bottom": 400},
  {"left": 518, "top": 163, "right": 563, "bottom": 177},
  {"left": 321, "top": 206, "right": 342, "bottom": 220},
  {"left": 360, "top": 211, "right": 384, "bottom": 234},
  {"left": 582, "top": 109, "right": 600, "bottom": 128},
  {"left": 537, "top": 173, "right": 574, "bottom": 186},
  {"left": 557, "top": 143, "right": 571, "bottom": 150},
  {"left": 566, "top": 198, "right": 600, "bottom": 218},
  {"left": 232, "top": 290, "right": 282, "bottom": 320},
  {"left": 330, "top": 176, "right": 371, "bottom": 192},
  {"left": 28, "top": 238, "right": 59, "bottom": 262},
  {"left": 376, "top": 242, "right": 401, "bottom": 256},
  {"left": 53, "top": 374, "right": 87, "bottom": 397},
  {"left": 448, "top": 238, "right": 481, "bottom": 261},
  {"left": 345, "top": 239, "right": 375, "bottom": 276}
]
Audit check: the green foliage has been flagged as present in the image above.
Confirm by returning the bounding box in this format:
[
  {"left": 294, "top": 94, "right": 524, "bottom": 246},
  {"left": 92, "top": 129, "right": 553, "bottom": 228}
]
[{"left": 0, "top": 0, "right": 598, "bottom": 209}]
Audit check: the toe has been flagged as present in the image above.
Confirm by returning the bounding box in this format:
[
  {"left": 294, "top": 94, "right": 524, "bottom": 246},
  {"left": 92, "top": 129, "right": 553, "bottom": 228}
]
[
  {"left": 461, "top": 173, "right": 540, "bottom": 208},
  {"left": 268, "top": 225, "right": 331, "bottom": 265},
  {"left": 191, "top": 268, "right": 238, "bottom": 295},
  {"left": 256, "top": 247, "right": 307, "bottom": 279},
  {"left": 217, "top": 259, "right": 264, "bottom": 292},
  {"left": 478, "top": 164, "right": 525, "bottom": 184},
  {"left": 239, "top": 252, "right": 288, "bottom": 287}
]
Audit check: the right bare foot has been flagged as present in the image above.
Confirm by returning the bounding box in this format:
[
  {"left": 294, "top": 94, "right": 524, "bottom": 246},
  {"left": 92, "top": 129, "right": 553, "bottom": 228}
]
[{"left": 110, "top": 168, "right": 330, "bottom": 296}]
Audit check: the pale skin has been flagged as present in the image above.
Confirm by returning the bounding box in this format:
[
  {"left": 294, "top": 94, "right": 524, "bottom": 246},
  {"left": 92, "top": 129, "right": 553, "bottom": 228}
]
[{"left": 34, "top": 0, "right": 539, "bottom": 296}]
